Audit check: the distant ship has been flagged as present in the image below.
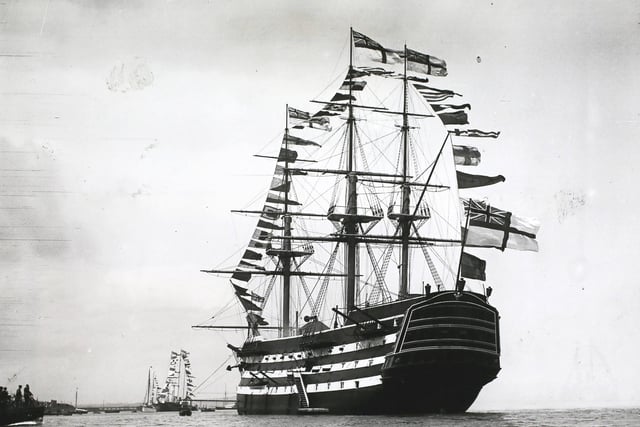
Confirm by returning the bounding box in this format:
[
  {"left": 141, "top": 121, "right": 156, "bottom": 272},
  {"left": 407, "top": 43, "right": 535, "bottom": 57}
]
[
  {"left": 199, "top": 29, "right": 539, "bottom": 415},
  {"left": 140, "top": 366, "right": 159, "bottom": 412},
  {"left": 43, "top": 400, "right": 74, "bottom": 416},
  {"left": 154, "top": 350, "right": 196, "bottom": 412}
]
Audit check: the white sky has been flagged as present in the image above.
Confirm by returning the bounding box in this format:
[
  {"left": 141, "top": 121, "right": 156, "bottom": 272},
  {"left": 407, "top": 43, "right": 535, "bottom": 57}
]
[{"left": 1, "top": 0, "right": 639, "bottom": 410}]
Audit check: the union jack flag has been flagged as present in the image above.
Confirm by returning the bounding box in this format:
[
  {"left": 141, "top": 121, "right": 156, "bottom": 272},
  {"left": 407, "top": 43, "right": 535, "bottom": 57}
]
[
  {"left": 413, "top": 83, "right": 461, "bottom": 102},
  {"left": 462, "top": 199, "right": 539, "bottom": 252},
  {"left": 463, "top": 199, "right": 511, "bottom": 228}
]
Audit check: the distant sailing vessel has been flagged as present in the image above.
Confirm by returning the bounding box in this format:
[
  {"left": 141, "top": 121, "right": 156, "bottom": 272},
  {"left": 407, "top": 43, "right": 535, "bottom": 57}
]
[
  {"left": 140, "top": 366, "right": 159, "bottom": 412},
  {"left": 155, "top": 350, "right": 196, "bottom": 412},
  {"left": 200, "top": 29, "right": 539, "bottom": 414}
]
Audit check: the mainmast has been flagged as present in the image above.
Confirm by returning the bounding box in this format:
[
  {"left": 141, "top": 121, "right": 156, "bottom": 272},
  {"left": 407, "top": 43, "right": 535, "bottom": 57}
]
[
  {"left": 344, "top": 27, "right": 358, "bottom": 310},
  {"left": 282, "top": 105, "right": 293, "bottom": 336},
  {"left": 399, "top": 44, "right": 411, "bottom": 298}
]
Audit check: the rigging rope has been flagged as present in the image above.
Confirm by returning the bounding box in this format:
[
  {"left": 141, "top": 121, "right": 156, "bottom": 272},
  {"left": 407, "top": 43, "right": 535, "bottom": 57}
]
[
  {"left": 192, "top": 354, "right": 233, "bottom": 394},
  {"left": 293, "top": 257, "right": 316, "bottom": 311},
  {"left": 412, "top": 226, "right": 445, "bottom": 290},
  {"left": 360, "top": 225, "right": 392, "bottom": 305},
  {"left": 312, "top": 242, "right": 340, "bottom": 317},
  {"left": 260, "top": 271, "right": 279, "bottom": 310}
]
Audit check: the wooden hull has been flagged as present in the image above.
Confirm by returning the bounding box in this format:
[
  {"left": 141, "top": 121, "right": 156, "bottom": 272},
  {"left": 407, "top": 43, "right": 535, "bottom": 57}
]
[
  {"left": 153, "top": 402, "right": 181, "bottom": 412},
  {"left": 234, "top": 291, "right": 500, "bottom": 415},
  {"left": 0, "top": 405, "right": 45, "bottom": 426}
]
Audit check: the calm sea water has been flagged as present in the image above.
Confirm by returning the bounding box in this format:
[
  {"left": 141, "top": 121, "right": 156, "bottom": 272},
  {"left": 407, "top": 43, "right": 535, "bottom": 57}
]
[{"left": 40, "top": 408, "right": 640, "bottom": 426}]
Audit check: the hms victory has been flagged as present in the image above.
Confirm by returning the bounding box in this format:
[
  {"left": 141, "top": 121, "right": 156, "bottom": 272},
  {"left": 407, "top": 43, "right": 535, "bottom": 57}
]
[{"left": 199, "top": 29, "right": 539, "bottom": 415}]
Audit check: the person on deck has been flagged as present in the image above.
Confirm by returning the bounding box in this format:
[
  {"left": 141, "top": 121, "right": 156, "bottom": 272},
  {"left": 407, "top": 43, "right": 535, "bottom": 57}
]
[
  {"left": 15, "top": 385, "right": 22, "bottom": 407},
  {"left": 23, "top": 384, "right": 33, "bottom": 406},
  {"left": 0, "top": 387, "right": 9, "bottom": 406}
]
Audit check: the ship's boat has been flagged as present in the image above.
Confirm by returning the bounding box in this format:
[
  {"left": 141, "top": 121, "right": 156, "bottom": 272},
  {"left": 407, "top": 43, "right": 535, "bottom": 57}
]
[{"left": 199, "top": 29, "right": 539, "bottom": 415}]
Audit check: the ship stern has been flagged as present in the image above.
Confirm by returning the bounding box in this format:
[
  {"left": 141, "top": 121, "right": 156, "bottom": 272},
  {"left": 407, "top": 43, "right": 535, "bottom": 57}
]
[{"left": 381, "top": 291, "right": 500, "bottom": 413}]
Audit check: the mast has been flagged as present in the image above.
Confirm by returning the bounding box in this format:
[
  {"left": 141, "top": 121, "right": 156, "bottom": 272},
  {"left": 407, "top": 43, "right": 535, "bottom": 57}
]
[
  {"left": 144, "top": 367, "right": 151, "bottom": 405},
  {"left": 153, "top": 372, "right": 158, "bottom": 403},
  {"left": 175, "top": 353, "right": 180, "bottom": 401},
  {"left": 345, "top": 27, "right": 358, "bottom": 310},
  {"left": 282, "top": 104, "right": 292, "bottom": 336},
  {"left": 399, "top": 43, "right": 411, "bottom": 299}
]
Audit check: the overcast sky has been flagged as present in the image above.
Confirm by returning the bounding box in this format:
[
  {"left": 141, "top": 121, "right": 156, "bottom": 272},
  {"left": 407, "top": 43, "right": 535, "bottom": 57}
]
[{"left": 1, "top": 0, "right": 639, "bottom": 410}]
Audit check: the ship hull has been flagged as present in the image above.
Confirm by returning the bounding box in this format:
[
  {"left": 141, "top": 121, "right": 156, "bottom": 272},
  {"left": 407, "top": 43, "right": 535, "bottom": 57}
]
[
  {"left": 236, "top": 383, "right": 483, "bottom": 415},
  {"left": 237, "top": 385, "right": 383, "bottom": 415},
  {"left": 234, "top": 291, "right": 500, "bottom": 415},
  {"left": 153, "top": 402, "right": 182, "bottom": 412},
  {"left": 0, "top": 405, "right": 45, "bottom": 426},
  {"left": 380, "top": 352, "right": 493, "bottom": 413}
]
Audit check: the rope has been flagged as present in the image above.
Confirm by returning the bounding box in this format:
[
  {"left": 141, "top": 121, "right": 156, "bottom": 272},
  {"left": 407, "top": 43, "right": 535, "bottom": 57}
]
[
  {"left": 312, "top": 242, "right": 340, "bottom": 316},
  {"left": 192, "top": 354, "right": 233, "bottom": 394},
  {"left": 293, "top": 257, "right": 316, "bottom": 311}
]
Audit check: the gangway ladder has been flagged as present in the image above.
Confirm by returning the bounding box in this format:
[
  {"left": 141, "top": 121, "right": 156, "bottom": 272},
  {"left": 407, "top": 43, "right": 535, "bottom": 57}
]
[{"left": 292, "top": 371, "right": 309, "bottom": 409}]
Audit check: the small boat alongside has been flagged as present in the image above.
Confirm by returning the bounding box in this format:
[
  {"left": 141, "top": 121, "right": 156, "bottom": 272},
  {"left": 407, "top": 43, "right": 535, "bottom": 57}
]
[{"left": 178, "top": 402, "right": 192, "bottom": 416}]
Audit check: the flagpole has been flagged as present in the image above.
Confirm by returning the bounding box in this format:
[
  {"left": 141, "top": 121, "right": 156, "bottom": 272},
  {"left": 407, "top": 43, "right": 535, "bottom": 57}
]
[
  {"left": 349, "top": 27, "right": 353, "bottom": 72},
  {"left": 455, "top": 199, "right": 472, "bottom": 292}
]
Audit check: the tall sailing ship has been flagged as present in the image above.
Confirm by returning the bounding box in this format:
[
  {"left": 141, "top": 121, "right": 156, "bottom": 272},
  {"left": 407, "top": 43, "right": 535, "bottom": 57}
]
[
  {"left": 140, "top": 366, "right": 159, "bottom": 412},
  {"left": 155, "top": 350, "right": 196, "bottom": 411},
  {"left": 200, "top": 29, "right": 539, "bottom": 414}
]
